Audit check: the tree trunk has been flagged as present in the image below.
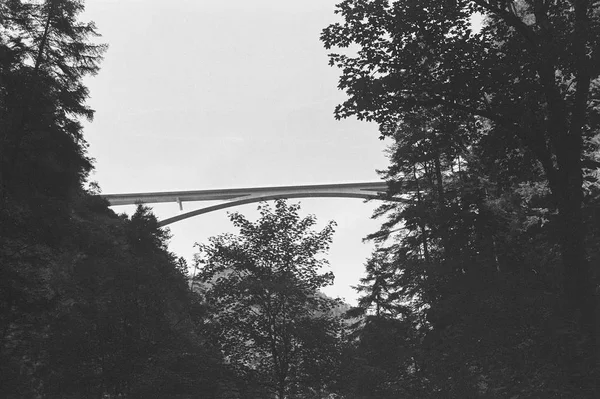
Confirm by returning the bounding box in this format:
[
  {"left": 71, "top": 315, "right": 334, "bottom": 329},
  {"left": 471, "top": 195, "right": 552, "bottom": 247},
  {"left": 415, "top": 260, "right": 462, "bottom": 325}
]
[
  {"left": 556, "top": 154, "right": 595, "bottom": 341},
  {"left": 413, "top": 165, "right": 430, "bottom": 264},
  {"left": 433, "top": 152, "right": 452, "bottom": 267},
  {"left": 555, "top": 160, "right": 598, "bottom": 394},
  {"left": 6, "top": 0, "right": 55, "bottom": 190}
]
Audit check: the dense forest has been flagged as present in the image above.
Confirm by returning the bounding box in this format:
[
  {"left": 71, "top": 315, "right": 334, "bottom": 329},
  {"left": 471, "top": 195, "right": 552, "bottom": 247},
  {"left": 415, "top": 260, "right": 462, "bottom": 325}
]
[
  {"left": 0, "top": 1, "right": 223, "bottom": 397},
  {"left": 1, "top": 0, "right": 599, "bottom": 398},
  {"left": 321, "top": 0, "right": 600, "bottom": 397}
]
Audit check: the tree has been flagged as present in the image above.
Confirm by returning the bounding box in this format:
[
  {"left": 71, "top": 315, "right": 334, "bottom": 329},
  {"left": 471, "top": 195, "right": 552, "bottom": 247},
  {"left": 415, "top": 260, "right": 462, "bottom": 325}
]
[
  {"left": 194, "top": 200, "right": 341, "bottom": 399},
  {"left": 39, "top": 202, "right": 224, "bottom": 398},
  {"left": 353, "top": 248, "right": 409, "bottom": 317},
  {"left": 0, "top": 0, "right": 106, "bottom": 203},
  {"left": 0, "top": 2, "right": 107, "bottom": 395},
  {"left": 0, "top": 3, "right": 229, "bottom": 397},
  {"left": 321, "top": 0, "right": 600, "bottom": 348}
]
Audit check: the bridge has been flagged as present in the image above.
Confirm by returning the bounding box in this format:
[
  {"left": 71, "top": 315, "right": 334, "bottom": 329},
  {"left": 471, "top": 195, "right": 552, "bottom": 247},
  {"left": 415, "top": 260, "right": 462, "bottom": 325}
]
[{"left": 102, "top": 182, "right": 397, "bottom": 227}]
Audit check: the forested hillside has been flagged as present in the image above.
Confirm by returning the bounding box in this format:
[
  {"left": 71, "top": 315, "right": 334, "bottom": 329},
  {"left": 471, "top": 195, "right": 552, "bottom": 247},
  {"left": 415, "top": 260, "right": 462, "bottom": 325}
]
[
  {"left": 322, "top": 0, "right": 600, "bottom": 397},
  {"left": 0, "top": 1, "right": 224, "bottom": 397}
]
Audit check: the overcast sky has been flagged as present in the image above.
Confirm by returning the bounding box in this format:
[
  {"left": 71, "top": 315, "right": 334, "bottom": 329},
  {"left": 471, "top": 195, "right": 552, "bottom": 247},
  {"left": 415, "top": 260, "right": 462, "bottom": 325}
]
[{"left": 82, "top": 0, "right": 391, "bottom": 304}]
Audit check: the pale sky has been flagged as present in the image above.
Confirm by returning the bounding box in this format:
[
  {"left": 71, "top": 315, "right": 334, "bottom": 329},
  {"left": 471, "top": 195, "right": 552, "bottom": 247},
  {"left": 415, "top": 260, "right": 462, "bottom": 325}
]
[{"left": 82, "top": 0, "right": 390, "bottom": 304}]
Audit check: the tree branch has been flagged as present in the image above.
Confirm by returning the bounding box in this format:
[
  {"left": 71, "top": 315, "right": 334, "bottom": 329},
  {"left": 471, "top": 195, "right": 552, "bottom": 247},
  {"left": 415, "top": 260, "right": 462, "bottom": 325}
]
[
  {"left": 421, "top": 95, "right": 560, "bottom": 195},
  {"left": 471, "top": 0, "right": 539, "bottom": 45},
  {"left": 570, "top": 0, "right": 592, "bottom": 139},
  {"left": 423, "top": 96, "right": 517, "bottom": 127}
]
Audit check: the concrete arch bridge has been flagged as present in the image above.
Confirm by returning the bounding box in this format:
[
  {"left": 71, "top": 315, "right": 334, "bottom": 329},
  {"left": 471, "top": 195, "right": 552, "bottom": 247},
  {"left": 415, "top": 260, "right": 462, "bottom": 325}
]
[{"left": 102, "top": 181, "right": 398, "bottom": 227}]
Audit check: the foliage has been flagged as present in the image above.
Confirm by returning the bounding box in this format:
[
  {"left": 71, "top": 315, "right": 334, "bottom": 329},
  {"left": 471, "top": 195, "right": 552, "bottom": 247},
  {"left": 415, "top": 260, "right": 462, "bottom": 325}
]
[
  {"left": 194, "top": 200, "right": 342, "bottom": 399},
  {"left": 1, "top": 196, "right": 225, "bottom": 398},
  {"left": 0, "top": 0, "right": 106, "bottom": 204},
  {"left": 322, "top": 0, "right": 600, "bottom": 335},
  {"left": 0, "top": 2, "right": 226, "bottom": 397},
  {"left": 322, "top": 1, "right": 600, "bottom": 396}
]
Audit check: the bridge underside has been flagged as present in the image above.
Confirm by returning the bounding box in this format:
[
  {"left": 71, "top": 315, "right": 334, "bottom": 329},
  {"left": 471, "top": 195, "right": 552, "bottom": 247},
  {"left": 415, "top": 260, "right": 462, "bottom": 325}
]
[{"left": 102, "top": 182, "right": 398, "bottom": 227}]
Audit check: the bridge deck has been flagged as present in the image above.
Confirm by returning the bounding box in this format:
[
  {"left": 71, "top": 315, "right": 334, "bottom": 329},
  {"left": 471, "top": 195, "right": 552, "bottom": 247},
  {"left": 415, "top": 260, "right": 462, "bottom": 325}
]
[
  {"left": 102, "top": 182, "right": 388, "bottom": 207},
  {"left": 101, "top": 182, "right": 395, "bottom": 226}
]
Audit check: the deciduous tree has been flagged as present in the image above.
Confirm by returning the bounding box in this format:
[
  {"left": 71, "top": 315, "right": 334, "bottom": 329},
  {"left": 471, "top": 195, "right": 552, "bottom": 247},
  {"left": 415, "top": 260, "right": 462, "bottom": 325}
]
[
  {"left": 195, "top": 200, "right": 341, "bottom": 399},
  {"left": 322, "top": 0, "right": 600, "bottom": 346}
]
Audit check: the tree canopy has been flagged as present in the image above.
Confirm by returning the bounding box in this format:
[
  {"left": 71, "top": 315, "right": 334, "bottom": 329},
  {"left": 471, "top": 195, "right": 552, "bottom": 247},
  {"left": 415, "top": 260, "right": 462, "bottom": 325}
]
[
  {"left": 322, "top": 0, "right": 600, "bottom": 360},
  {"left": 194, "top": 200, "right": 342, "bottom": 399},
  {"left": 0, "top": 2, "right": 226, "bottom": 397},
  {"left": 322, "top": 0, "right": 600, "bottom": 396}
]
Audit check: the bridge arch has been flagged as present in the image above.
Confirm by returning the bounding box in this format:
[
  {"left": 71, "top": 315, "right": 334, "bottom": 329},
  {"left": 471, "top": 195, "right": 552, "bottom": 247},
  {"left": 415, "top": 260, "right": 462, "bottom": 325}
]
[
  {"left": 102, "top": 182, "right": 399, "bottom": 227},
  {"left": 157, "top": 191, "right": 392, "bottom": 226}
]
